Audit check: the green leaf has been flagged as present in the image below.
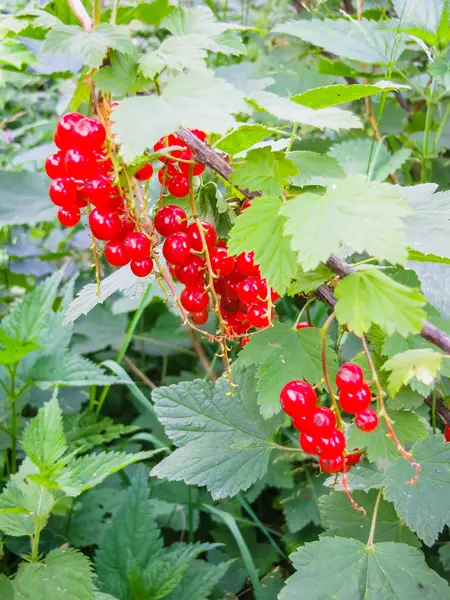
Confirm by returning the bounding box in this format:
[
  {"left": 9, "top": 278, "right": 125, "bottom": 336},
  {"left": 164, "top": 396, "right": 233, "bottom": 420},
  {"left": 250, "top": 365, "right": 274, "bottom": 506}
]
[
  {"left": 394, "top": 0, "right": 445, "bottom": 35},
  {"left": 0, "top": 575, "right": 13, "bottom": 600},
  {"left": 429, "top": 57, "right": 450, "bottom": 90},
  {"left": 382, "top": 349, "right": 444, "bottom": 395},
  {"left": 0, "top": 341, "right": 41, "bottom": 365},
  {"left": 237, "top": 323, "right": 338, "bottom": 417},
  {"left": 227, "top": 196, "right": 297, "bottom": 294},
  {"left": 279, "top": 537, "right": 449, "bottom": 600},
  {"left": 42, "top": 23, "right": 135, "bottom": 69},
  {"left": 151, "top": 366, "right": 282, "bottom": 499},
  {"left": 196, "top": 181, "right": 236, "bottom": 238},
  {"left": 93, "top": 50, "right": 150, "bottom": 96},
  {"left": 21, "top": 391, "right": 67, "bottom": 471},
  {"left": 320, "top": 489, "right": 420, "bottom": 547},
  {"left": 0, "top": 39, "right": 36, "bottom": 68},
  {"left": 272, "top": 18, "right": 405, "bottom": 64},
  {"left": 280, "top": 474, "right": 328, "bottom": 532},
  {"left": 325, "top": 462, "right": 385, "bottom": 493},
  {"left": 13, "top": 548, "right": 95, "bottom": 600},
  {"left": 165, "top": 560, "right": 232, "bottom": 600},
  {"left": 346, "top": 409, "right": 428, "bottom": 463},
  {"left": 0, "top": 172, "right": 56, "bottom": 226},
  {"left": 334, "top": 268, "right": 426, "bottom": 337},
  {"left": 216, "top": 124, "right": 274, "bottom": 156},
  {"left": 65, "top": 412, "right": 138, "bottom": 452},
  {"left": 281, "top": 176, "right": 410, "bottom": 270},
  {"left": 384, "top": 435, "right": 450, "bottom": 546},
  {"left": 287, "top": 151, "right": 345, "bottom": 187},
  {"left": 288, "top": 264, "right": 333, "bottom": 295},
  {"left": 292, "top": 82, "right": 408, "bottom": 109},
  {"left": 30, "top": 352, "right": 118, "bottom": 388},
  {"left": 112, "top": 71, "right": 247, "bottom": 162}
]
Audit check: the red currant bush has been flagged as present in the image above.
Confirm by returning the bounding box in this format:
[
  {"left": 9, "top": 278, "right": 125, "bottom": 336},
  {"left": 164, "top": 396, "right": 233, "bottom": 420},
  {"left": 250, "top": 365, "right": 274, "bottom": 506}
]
[
  {"left": 180, "top": 286, "right": 209, "bottom": 312},
  {"left": 57, "top": 206, "right": 80, "bottom": 227},
  {"left": 162, "top": 232, "right": 192, "bottom": 265},
  {"left": 279, "top": 380, "right": 317, "bottom": 419},
  {"left": 339, "top": 383, "right": 371, "bottom": 414},
  {"left": 89, "top": 209, "right": 123, "bottom": 240},
  {"left": 320, "top": 454, "right": 344, "bottom": 473},
  {"left": 186, "top": 221, "right": 217, "bottom": 252},
  {"left": 336, "top": 363, "right": 364, "bottom": 392},
  {"left": 355, "top": 408, "right": 379, "bottom": 432},
  {"left": 104, "top": 239, "right": 130, "bottom": 267},
  {"left": 130, "top": 258, "right": 154, "bottom": 278},
  {"left": 315, "top": 429, "right": 346, "bottom": 459},
  {"left": 154, "top": 205, "right": 187, "bottom": 237},
  {"left": 123, "top": 232, "right": 151, "bottom": 261}
]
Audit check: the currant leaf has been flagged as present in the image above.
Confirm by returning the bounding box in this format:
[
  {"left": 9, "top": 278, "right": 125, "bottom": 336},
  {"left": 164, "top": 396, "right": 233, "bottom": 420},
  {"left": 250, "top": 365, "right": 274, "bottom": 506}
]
[
  {"left": 281, "top": 474, "right": 328, "bottom": 532},
  {"left": 382, "top": 348, "right": 444, "bottom": 395},
  {"left": 287, "top": 151, "right": 345, "bottom": 187}
]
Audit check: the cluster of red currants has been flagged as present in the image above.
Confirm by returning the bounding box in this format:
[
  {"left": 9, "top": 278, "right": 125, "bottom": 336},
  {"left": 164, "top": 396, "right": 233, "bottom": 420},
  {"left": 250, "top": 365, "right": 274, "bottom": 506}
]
[
  {"left": 153, "top": 204, "right": 277, "bottom": 332},
  {"left": 337, "top": 363, "right": 379, "bottom": 432},
  {"left": 280, "top": 380, "right": 361, "bottom": 473}
]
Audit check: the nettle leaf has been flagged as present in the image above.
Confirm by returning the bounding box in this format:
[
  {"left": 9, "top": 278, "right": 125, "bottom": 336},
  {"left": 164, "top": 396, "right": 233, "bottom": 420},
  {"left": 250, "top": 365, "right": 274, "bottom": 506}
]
[
  {"left": 94, "top": 50, "right": 150, "bottom": 96},
  {"left": 65, "top": 412, "right": 138, "bottom": 452},
  {"left": 334, "top": 268, "right": 426, "bottom": 337},
  {"left": 272, "top": 18, "right": 405, "bottom": 64},
  {"left": 320, "top": 489, "right": 420, "bottom": 547},
  {"left": 151, "top": 366, "right": 282, "bottom": 499},
  {"left": 21, "top": 392, "right": 67, "bottom": 471},
  {"left": 292, "top": 81, "right": 408, "bottom": 110},
  {"left": 394, "top": 0, "right": 444, "bottom": 35},
  {"left": 384, "top": 435, "right": 450, "bottom": 546},
  {"left": 237, "top": 323, "right": 338, "bottom": 418},
  {"left": 279, "top": 537, "right": 448, "bottom": 600},
  {"left": 229, "top": 147, "right": 298, "bottom": 196},
  {"left": 112, "top": 71, "right": 247, "bottom": 162},
  {"left": 13, "top": 548, "right": 95, "bottom": 600},
  {"left": 215, "top": 124, "right": 274, "bottom": 156},
  {"left": 227, "top": 196, "right": 297, "bottom": 294},
  {"left": 382, "top": 349, "right": 444, "bottom": 395},
  {"left": 280, "top": 474, "right": 328, "bottom": 532},
  {"left": 165, "top": 560, "right": 231, "bottom": 600},
  {"left": 252, "top": 91, "right": 362, "bottom": 131},
  {"left": 346, "top": 409, "right": 428, "bottom": 463},
  {"left": 287, "top": 151, "right": 345, "bottom": 187},
  {"left": 0, "top": 340, "right": 41, "bottom": 366},
  {"left": 281, "top": 176, "right": 410, "bottom": 270},
  {"left": 30, "top": 352, "right": 117, "bottom": 388},
  {"left": 42, "top": 23, "right": 135, "bottom": 69},
  {"left": 288, "top": 264, "right": 333, "bottom": 295}
]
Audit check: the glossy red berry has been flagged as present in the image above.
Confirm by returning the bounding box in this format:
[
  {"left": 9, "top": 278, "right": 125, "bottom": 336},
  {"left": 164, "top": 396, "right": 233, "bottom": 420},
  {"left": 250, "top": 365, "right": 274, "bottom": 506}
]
[
  {"left": 65, "top": 148, "right": 99, "bottom": 179},
  {"left": 190, "top": 128, "right": 207, "bottom": 141},
  {"left": 247, "top": 302, "right": 270, "bottom": 328},
  {"left": 180, "top": 286, "right": 209, "bottom": 312},
  {"left": 57, "top": 205, "right": 80, "bottom": 227},
  {"left": 168, "top": 176, "right": 189, "bottom": 198},
  {"left": 89, "top": 208, "right": 123, "bottom": 240},
  {"left": 130, "top": 257, "right": 154, "bottom": 277},
  {"left": 73, "top": 117, "right": 106, "bottom": 153},
  {"left": 123, "top": 232, "right": 151, "bottom": 261},
  {"left": 345, "top": 450, "right": 363, "bottom": 467},
  {"left": 45, "top": 150, "right": 66, "bottom": 179},
  {"left": 134, "top": 163, "right": 154, "bottom": 181},
  {"left": 336, "top": 363, "right": 364, "bottom": 392},
  {"left": 339, "top": 383, "right": 371, "bottom": 414},
  {"left": 279, "top": 380, "right": 317, "bottom": 419},
  {"left": 223, "top": 277, "right": 241, "bottom": 299},
  {"left": 104, "top": 239, "right": 130, "bottom": 267},
  {"left": 444, "top": 425, "right": 450, "bottom": 442},
  {"left": 210, "top": 247, "right": 235, "bottom": 277},
  {"left": 320, "top": 455, "right": 344, "bottom": 473},
  {"left": 177, "top": 148, "right": 206, "bottom": 177},
  {"left": 154, "top": 205, "right": 187, "bottom": 237},
  {"left": 162, "top": 232, "right": 192, "bottom": 265},
  {"left": 296, "top": 321, "right": 314, "bottom": 329},
  {"left": 241, "top": 200, "right": 252, "bottom": 211},
  {"left": 93, "top": 151, "right": 113, "bottom": 175},
  {"left": 316, "top": 429, "right": 346, "bottom": 459},
  {"left": 54, "top": 112, "right": 84, "bottom": 150},
  {"left": 236, "top": 251, "right": 259, "bottom": 277},
  {"left": 241, "top": 336, "right": 250, "bottom": 348},
  {"left": 191, "top": 309, "right": 208, "bottom": 325},
  {"left": 186, "top": 221, "right": 217, "bottom": 252},
  {"left": 299, "top": 432, "right": 318, "bottom": 455},
  {"left": 154, "top": 134, "right": 185, "bottom": 162},
  {"left": 174, "top": 256, "right": 204, "bottom": 285},
  {"left": 121, "top": 218, "right": 135, "bottom": 236},
  {"left": 308, "top": 407, "right": 336, "bottom": 435},
  {"left": 83, "top": 176, "right": 114, "bottom": 207},
  {"left": 355, "top": 408, "right": 379, "bottom": 432},
  {"left": 49, "top": 177, "right": 78, "bottom": 206},
  {"left": 238, "top": 277, "right": 266, "bottom": 304}
]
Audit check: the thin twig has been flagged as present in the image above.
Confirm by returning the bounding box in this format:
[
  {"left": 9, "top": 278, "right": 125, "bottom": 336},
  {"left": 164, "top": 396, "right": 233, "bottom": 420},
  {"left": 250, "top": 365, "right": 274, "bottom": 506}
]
[
  {"left": 188, "top": 330, "right": 217, "bottom": 382},
  {"left": 122, "top": 355, "right": 157, "bottom": 390},
  {"left": 424, "top": 394, "right": 450, "bottom": 426}
]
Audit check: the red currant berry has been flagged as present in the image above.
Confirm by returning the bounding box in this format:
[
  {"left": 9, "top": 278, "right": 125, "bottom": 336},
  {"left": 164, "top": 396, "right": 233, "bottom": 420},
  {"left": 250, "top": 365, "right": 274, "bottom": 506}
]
[
  {"left": 444, "top": 425, "right": 450, "bottom": 442},
  {"left": 339, "top": 383, "right": 371, "bottom": 414},
  {"left": 210, "top": 247, "right": 235, "bottom": 277},
  {"left": 316, "top": 429, "right": 346, "bottom": 459},
  {"left": 308, "top": 407, "right": 336, "bottom": 435},
  {"left": 355, "top": 408, "right": 379, "bottom": 432},
  {"left": 174, "top": 256, "right": 204, "bottom": 285},
  {"left": 123, "top": 232, "right": 151, "bottom": 261},
  {"left": 49, "top": 177, "right": 78, "bottom": 206},
  {"left": 236, "top": 251, "right": 259, "bottom": 277},
  {"left": 168, "top": 176, "right": 189, "bottom": 198},
  {"left": 130, "top": 257, "right": 153, "bottom": 277},
  {"left": 300, "top": 432, "right": 318, "bottom": 455},
  {"left": 83, "top": 176, "right": 114, "bottom": 207},
  {"left": 162, "top": 232, "right": 192, "bottom": 265},
  {"left": 134, "top": 163, "right": 154, "bottom": 181},
  {"left": 45, "top": 150, "right": 66, "bottom": 179},
  {"left": 238, "top": 277, "right": 266, "bottom": 304},
  {"left": 296, "top": 321, "right": 314, "bottom": 329},
  {"left": 154, "top": 134, "right": 186, "bottom": 162},
  {"left": 73, "top": 118, "right": 106, "bottom": 153},
  {"left": 191, "top": 309, "right": 208, "bottom": 325},
  {"left": 224, "top": 277, "right": 240, "bottom": 299},
  {"left": 247, "top": 301, "right": 270, "bottom": 328},
  {"left": 177, "top": 148, "right": 206, "bottom": 177},
  {"left": 190, "top": 128, "right": 207, "bottom": 141},
  {"left": 279, "top": 380, "right": 317, "bottom": 419},
  {"left": 186, "top": 221, "right": 217, "bottom": 252},
  {"left": 121, "top": 218, "right": 135, "bottom": 236},
  {"left": 221, "top": 297, "right": 240, "bottom": 314},
  {"left": 320, "top": 454, "right": 344, "bottom": 473},
  {"left": 104, "top": 239, "right": 130, "bottom": 267},
  {"left": 261, "top": 280, "right": 280, "bottom": 303},
  {"left": 180, "top": 286, "right": 209, "bottom": 312},
  {"left": 241, "top": 336, "right": 250, "bottom": 348},
  {"left": 345, "top": 449, "right": 363, "bottom": 467},
  {"left": 65, "top": 148, "right": 99, "bottom": 179},
  {"left": 154, "top": 205, "right": 187, "bottom": 237},
  {"left": 158, "top": 168, "right": 171, "bottom": 186},
  {"left": 241, "top": 200, "right": 252, "bottom": 211},
  {"left": 89, "top": 208, "right": 123, "bottom": 240},
  {"left": 54, "top": 112, "right": 84, "bottom": 150},
  {"left": 336, "top": 363, "right": 364, "bottom": 392},
  {"left": 57, "top": 205, "right": 80, "bottom": 227},
  {"left": 93, "top": 151, "right": 113, "bottom": 175}
]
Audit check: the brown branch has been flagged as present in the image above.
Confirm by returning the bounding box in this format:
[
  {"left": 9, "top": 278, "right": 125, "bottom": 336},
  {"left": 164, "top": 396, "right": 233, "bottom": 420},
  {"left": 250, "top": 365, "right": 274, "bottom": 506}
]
[
  {"left": 424, "top": 395, "right": 450, "bottom": 426},
  {"left": 67, "top": 0, "right": 93, "bottom": 31},
  {"left": 122, "top": 355, "right": 157, "bottom": 390},
  {"left": 188, "top": 330, "right": 217, "bottom": 382}
]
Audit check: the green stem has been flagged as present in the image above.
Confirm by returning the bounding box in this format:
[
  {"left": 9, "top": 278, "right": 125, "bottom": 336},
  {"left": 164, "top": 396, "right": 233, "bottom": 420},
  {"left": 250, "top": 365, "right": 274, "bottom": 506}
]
[
  {"left": 432, "top": 389, "right": 437, "bottom": 434},
  {"left": 93, "top": 0, "right": 101, "bottom": 27},
  {"left": 237, "top": 494, "right": 286, "bottom": 559},
  {"left": 367, "top": 487, "right": 383, "bottom": 546},
  {"left": 8, "top": 364, "right": 18, "bottom": 474},
  {"left": 422, "top": 80, "right": 436, "bottom": 183},
  {"left": 187, "top": 487, "right": 194, "bottom": 544},
  {"left": 432, "top": 99, "right": 450, "bottom": 153},
  {"left": 285, "top": 122, "right": 298, "bottom": 154},
  {"left": 110, "top": 0, "right": 120, "bottom": 24}
]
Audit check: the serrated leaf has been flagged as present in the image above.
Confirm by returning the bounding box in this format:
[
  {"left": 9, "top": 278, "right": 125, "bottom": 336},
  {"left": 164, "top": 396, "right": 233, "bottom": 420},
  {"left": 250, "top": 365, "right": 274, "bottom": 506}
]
[
  {"left": 280, "top": 474, "right": 328, "bottom": 532},
  {"left": 439, "top": 544, "right": 450, "bottom": 571},
  {"left": 237, "top": 323, "right": 338, "bottom": 417},
  {"left": 334, "top": 268, "right": 426, "bottom": 337},
  {"left": 0, "top": 39, "right": 36, "bottom": 68},
  {"left": 382, "top": 348, "right": 443, "bottom": 395},
  {"left": 288, "top": 264, "right": 333, "bottom": 295},
  {"left": 165, "top": 559, "right": 231, "bottom": 600},
  {"left": 227, "top": 196, "right": 297, "bottom": 294},
  {"left": 229, "top": 147, "right": 298, "bottom": 196},
  {"left": 287, "top": 151, "right": 345, "bottom": 187},
  {"left": 112, "top": 71, "right": 247, "bottom": 162},
  {"left": 272, "top": 18, "right": 405, "bottom": 64},
  {"left": 281, "top": 176, "right": 410, "bottom": 270},
  {"left": 409, "top": 262, "right": 450, "bottom": 319},
  {"left": 29, "top": 352, "right": 117, "bottom": 388},
  {"left": 216, "top": 124, "right": 274, "bottom": 156},
  {"left": 325, "top": 462, "right": 385, "bottom": 492},
  {"left": 384, "top": 434, "right": 450, "bottom": 546},
  {"left": 65, "top": 412, "right": 137, "bottom": 452},
  {"left": 196, "top": 181, "right": 235, "bottom": 238},
  {"left": 279, "top": 537, "right": 448, "bottom": 600},
  {"left": 151, "top": 366, "right": 281, "bottom": 499},
  {"left": 320, "top": 489, "right": 420, "bottom": 547},
  {"left": 13, "top": 548, "right": 95, "bottom": 600},
  {"left": 0, "top": 341, "right": 41, "bottom": 365},
  {"left": 94, "top": 50, "right": 150, "bottom": 95},
  {"left": 42, "top": 23, "right": 135, "bottom": 68},
  {"left": 394, "top": 0, "right": 445, "bottom": 35},
  {"left": 292, "top": 82, "right": 408, "bottom": 109},
  {"left": 346, "top": 409, "right": 428, "bottom": 463},
  {"left": 21, "top": 391, "right": 67, "bottom": 471}
]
